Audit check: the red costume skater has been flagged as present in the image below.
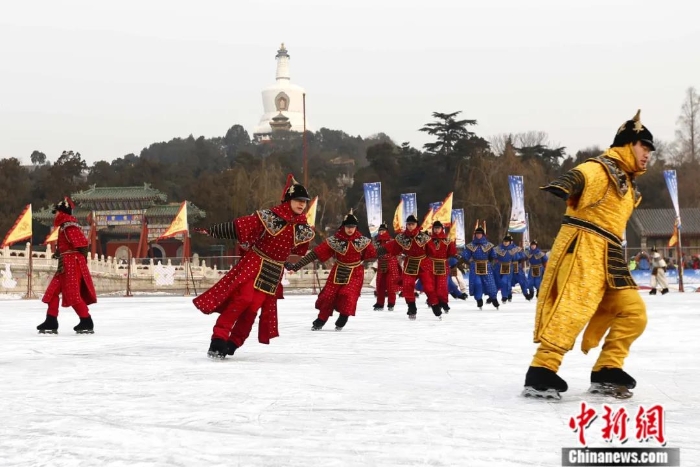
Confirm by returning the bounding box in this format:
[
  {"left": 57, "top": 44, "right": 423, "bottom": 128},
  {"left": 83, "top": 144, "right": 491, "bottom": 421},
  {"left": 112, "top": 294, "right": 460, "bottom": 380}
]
[
  {"left": 37, "top": 198, "right": 97, "bottom": 334},
  {"left": 288, "top": 210, "right": 376, "bottom": 331},
  {"left": 193, "top": 176, "right": 314, "bottom": 358},
  {"left": 424, "top": 220, "right": 457, "bottom": 317},
  {"left": 376, "top": 214, "right": 432, "bottom": 320},
  {"left": 372, "top": 222, "right": 401, "bottom": 311}
]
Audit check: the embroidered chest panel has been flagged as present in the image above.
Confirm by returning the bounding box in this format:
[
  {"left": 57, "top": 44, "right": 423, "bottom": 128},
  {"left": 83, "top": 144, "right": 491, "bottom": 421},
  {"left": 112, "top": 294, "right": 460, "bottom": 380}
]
[
  {"left": 294, "top": 224, "right": 314, "bottom": 245},
  {"left": 395, "top": 232, "right": 431, "bottom": 250},
  {"left": 353, "top": 236, "right": 371, "bottom": 251},
  {"left": 257, "top": 209, "right": 287, "bottom": 236},
  {"left": 430, "top": 238, "right": 450, "bottom": 250},
  {"left": 326, "top": 236, "right": 349, "bottom": 255},
  {"left": 466, "top": 242, "right": 494, "bottom": 253},
  {"left": 594, "top": 156, "right": 641, "bottom": 205}
]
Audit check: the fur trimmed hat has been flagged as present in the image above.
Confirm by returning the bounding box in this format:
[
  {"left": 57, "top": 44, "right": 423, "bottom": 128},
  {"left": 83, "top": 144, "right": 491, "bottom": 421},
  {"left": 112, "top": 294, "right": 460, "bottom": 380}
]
[{"left": 611, "top": 109, "right": 655, "bottom": 151}]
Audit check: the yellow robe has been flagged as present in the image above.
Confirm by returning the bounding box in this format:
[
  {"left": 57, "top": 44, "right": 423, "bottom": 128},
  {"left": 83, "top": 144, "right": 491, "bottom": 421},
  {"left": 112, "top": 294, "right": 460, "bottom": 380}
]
[{"left": 533, "top": 145, "right": 645, "bottom": 354}]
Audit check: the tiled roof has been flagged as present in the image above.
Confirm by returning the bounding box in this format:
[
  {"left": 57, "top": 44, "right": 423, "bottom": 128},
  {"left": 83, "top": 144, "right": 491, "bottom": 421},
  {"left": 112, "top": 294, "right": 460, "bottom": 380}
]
[
  {"left": 33, "top": 201, "right": 206, "bottom": 225},
  {"left": 72, "top": 183, "right": 167, "bottom": 202},
  {"left": 630, "top": 208, "right": 700, "bottom": 236}
]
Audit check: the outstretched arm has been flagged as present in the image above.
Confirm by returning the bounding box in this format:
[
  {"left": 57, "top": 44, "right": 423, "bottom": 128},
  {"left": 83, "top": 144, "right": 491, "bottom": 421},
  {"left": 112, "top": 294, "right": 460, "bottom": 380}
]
[{"left": 285, "top": 250, "right": 318, "bottom": 272}]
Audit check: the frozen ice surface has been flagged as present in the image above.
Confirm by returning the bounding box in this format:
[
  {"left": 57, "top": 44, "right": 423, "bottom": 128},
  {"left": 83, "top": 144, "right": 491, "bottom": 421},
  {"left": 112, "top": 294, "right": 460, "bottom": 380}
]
[{"left": 1, "top": 292, "right": 698, "bottom": 467}]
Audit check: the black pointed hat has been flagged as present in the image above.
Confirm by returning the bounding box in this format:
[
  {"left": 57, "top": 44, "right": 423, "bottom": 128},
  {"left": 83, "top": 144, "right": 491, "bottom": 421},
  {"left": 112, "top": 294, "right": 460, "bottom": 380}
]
[
  {"left": 432, "top": 220, "right": 443, "bottom": 229},
  {"left": 611, "top": 109, "right": 655, "bottom": 151},
  {"left": 378, "top": 222, "right": 388, "bottom": 231},
  {"left": 530, "top": 240, "right": 538, "bottom": 246},
  {"left": 281, "top": 174, "right": 311, "bottom": 202},
  {"left": 51, "top": 197, "right": 75, "bottom": 215},
  {"left": 406, "top": 215, "right": 418, "bottom": 224},
  {"left": 474, "top": 227, "right": 485, "bottom": 234},
  {"left": 503, "top": 234, "right": 513, "bottom": 242},
  {"left": 342, "top": 209, "right": 359, "bottom": 226}
]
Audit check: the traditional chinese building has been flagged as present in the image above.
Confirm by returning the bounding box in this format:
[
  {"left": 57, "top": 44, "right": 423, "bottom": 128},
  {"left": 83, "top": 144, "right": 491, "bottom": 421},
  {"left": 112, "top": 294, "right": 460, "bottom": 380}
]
[
  {"left": 34, "top": 184, "right": 205, "bottom": 261},
  {"left": 253, "top": 43, "right": 310, "bottom": 139}
]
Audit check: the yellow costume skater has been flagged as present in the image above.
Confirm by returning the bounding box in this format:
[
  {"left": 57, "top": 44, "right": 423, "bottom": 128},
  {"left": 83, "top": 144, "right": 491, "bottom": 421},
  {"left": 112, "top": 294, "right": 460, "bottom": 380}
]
[{"left": 523, "top": 110, "right": 655, "bottom": 399}]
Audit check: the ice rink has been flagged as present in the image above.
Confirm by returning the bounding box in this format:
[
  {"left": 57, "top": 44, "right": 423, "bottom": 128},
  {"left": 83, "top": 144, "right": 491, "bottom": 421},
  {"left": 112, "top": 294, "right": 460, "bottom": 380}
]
[{"left": 1, "top": 292, "right": 698, "bottom": 467}]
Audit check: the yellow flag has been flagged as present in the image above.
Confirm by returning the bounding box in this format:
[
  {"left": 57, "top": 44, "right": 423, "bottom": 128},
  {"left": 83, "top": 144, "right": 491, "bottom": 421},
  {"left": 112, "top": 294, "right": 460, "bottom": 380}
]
[
  {"left": 668, "top": 223, "right": 679, "bottom": 247},
  {"left": 158, "top": 201, "right": 188, "bottom": 240},
  {"left": 306, "top": 196, "right": 318, "bottom": 227},
  {"left": 1, "top": 204, "right": 33, "bottom": 248},
  {"left": 392, "top": 199, "right": 404, "bottom": 233},
  {"left": 420, "top": 209, "right": 434, "bottom": 231},
  {"left": 432, "top": 192, "right": 453, "bottom": 226},
  {"left": 44, "top": 226, "right": 59, "bottom": 244}
]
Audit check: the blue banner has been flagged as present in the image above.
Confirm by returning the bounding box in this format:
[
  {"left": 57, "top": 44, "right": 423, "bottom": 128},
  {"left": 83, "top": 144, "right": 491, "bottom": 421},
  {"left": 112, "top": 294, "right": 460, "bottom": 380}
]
[
  {"left": 451, "top": 209, "right": 465, "bottom": 248},
  {"left": 663, "top": 170, "right": 681, "bottom": 229},
  {"left": 401, "top": 193, "right": 417, "bottom": 219},
  {"left": 429, "top": 201, "right": 443, "bottom": 214},
  {"left": 363, "top": 182, "right": 382, "bottom": 237},
  {"left": 508, "top": 175, "right": 527, "bottom": 233}
]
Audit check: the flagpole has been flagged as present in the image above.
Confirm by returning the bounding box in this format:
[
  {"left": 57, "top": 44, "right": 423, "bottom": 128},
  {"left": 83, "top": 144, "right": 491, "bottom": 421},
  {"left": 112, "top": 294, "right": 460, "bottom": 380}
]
[
  {"left": 303, "top": 93, "right": 308, "bottom": 188},
  {"left": 24, "top": 242, "right": 33, "bottom": 299},
  {"left": 677, "top": 226, "right": 684, "bottom": 292},
  {"left": 183, "top": 233, "right": 191, "bottom": 296}
]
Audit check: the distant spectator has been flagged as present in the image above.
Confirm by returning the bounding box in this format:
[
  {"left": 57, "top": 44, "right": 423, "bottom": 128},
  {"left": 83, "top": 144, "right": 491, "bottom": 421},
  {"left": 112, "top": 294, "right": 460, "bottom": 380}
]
[
  {"left": 636, "top": 252, "right": 650, "bottom": 270},
  {"left": 666, "top": 258, "right": 677, "bottom": 270},
  {"left": 693, "top": 256, "right": 700, "bottom": 270},
  {"left": 628, "top": 258, "right": 637, "bottom": 271}
]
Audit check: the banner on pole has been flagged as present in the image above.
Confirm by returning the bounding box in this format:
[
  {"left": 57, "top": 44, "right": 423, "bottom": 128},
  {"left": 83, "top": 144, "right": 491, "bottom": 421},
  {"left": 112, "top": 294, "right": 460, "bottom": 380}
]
[
  {"left": 432, "top": 192, "right": 453, "bottom": 227},
  {"left": 363, "top": 182, "right": 382, "bottom": 237},
  {"left": 508, "top": 175, "right": 527, "bottom": 233},
  {"left": 306, "top": 196, "right": 319, "bottom": 228},
  {"left": 450, "top": 209, "right": 465, "bottom": 248},
  {"left": 393, "top": 199, "right": 404, "bottom": 233},
  {"left": 663, "top": 170, "right": 681, "bottom": 229},
  {"left": 401, "top": 193, "right": 417, "bottom": 219},
  {"left": 157, "top": 201, "right": 188, "bottom": 241}
]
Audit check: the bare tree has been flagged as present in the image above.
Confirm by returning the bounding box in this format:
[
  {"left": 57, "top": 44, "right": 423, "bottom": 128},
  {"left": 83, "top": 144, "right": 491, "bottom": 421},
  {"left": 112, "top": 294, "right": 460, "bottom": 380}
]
[
  {"left": 516, "top": 131, "right": 549, "bottom": 148},
  {"left": 673, "top": 86, "right": 700, "bottom": 164}
]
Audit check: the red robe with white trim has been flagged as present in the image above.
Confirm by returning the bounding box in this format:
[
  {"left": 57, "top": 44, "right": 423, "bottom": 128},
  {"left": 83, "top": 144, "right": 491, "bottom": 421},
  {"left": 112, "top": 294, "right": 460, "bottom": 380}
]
[
  {"left": 314, "top": 229, "right": 377, "bottom": 316},
  {"left": 42, "top": 212, "right": 97, "bottom": 307},
  {"left": 193, "top": 202, "right": 314, "bottom": 342}
]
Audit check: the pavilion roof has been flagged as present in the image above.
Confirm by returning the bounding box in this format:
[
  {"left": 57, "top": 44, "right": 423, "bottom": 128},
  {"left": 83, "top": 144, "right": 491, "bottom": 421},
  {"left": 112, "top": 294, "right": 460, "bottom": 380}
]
[
  {"left": 629, "top": 208, "right": 700, "bottom": 236},
  {"left": 33, "top": 201, "right": 206, "bottom": 226},
  {"left": 72, "top": 183, "right": 168, "bottom": 203}
]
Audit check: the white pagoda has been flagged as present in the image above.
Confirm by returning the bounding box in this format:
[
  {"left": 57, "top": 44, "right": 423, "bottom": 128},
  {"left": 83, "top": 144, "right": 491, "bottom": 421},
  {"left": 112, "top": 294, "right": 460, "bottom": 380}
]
[{"left": 253, "top": 43, "right": 310, "bottom": 138}]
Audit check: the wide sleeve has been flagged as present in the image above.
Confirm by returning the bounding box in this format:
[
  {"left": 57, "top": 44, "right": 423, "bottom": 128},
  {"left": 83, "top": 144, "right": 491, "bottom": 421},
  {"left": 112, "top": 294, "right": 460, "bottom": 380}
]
[
  {"left": 362, "top": 241, "right": 378, "bottom": 261},
  {"left": 290, "top": 241, "right": 310, "bottom": 258},
  {"left": 540, "top": 168, "right": 585, "bottom": 201},
  {"left": 313, "top": 241, "right": 335, "bottom": 263},
  {"left": 382, "top": 239, "right": 402, "bottom": 256},
  {"left": 447, "top": 240, "right": 457, "bottom": 257},
  {"left": 461, "top": 248, "right": 472, "bottom": 262}
]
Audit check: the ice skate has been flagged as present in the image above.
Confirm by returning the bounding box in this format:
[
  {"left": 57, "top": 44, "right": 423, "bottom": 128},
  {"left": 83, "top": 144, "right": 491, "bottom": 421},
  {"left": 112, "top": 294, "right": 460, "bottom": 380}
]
[
  {"left": 334, "top": 314, "right": 348, "bottom": 331},
  {"left": 372, "top": 303, "right": 384, "bottom": 311},
  {"left": 37, "top": 314, "right": 59, "bottom": 334},
  {"left": 522, "top": 366, "right": 568, "bottom": 400},
  {"left": 431, "top": 304, "right": 443, "bottom": 319},
  {"left": 207, "top": 338, "right": 228, "bottom": 359},
  {"left": 226, "top": 341, "right": 238, "bottom": 356},
  {"left": 588, "top": 368, "right": 636, "bottom": 399},
  {"left": 440, "top": 302, "right": 450, "bottom": 313},
  {"left": 73, "top": 316, "right": 94, "bottom": 334},
  {"left": 387, "top": 305, "right": 394, "bottom": 311},
  {"left": 476, "top": 298, "right": 483, "bottom": 310},
  {"left": 311, "top": 318, "right": 326, "bottom": 331},
  {"left": 661, "top": 288, "right": 669, "bottom": 295},
  {"left": 491, "top": 298, "right": 500, "bottom": 310},
  {"left": 407, "top": 302, "right": 417, "bottom": 320},
  {"left": 649, "top": 288, "right": 657, "bottom": 295}
]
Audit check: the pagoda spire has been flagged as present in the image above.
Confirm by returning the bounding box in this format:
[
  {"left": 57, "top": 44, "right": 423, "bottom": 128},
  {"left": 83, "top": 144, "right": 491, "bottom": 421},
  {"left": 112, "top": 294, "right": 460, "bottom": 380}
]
[{"left": 275, "top": 42, "right": 290, "bottom": 82}]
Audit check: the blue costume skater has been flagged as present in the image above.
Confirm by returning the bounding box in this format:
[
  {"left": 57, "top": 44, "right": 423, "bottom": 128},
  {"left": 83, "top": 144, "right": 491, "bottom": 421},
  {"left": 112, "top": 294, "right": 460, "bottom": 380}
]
[
  {"left": 525, "top": 240, "right": 548, "bottom": 298},
  {"left": 493, "top": 235, "right": 530, "bottom": 302},
  {"left": 461, "top": 226, "right": 499, "bottom": 309}
]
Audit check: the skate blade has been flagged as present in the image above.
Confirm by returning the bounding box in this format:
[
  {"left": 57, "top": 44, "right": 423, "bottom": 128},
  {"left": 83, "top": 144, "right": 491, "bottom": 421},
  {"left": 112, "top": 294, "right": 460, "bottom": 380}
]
[
  {"left": 75, "top": 330, "right": 94, "bottom": 334},
  {"left": 37, "top": 330, "right": 58, "bottom": 335},
  {"left": 334, "top": 326, "right": 343, "bottom": 331},
  {"left": 408, "top": 315, "right": 417, "bottom": 321},
  {"left": 311, "top": 327, "right": 323, "bottom": 331},
  {"left": 207, "top": 351, "right": 226, "bottom": 360},
  {"left": 521, "top": 386, "right": 562, "bottom": 400},
  {"left": 588, "top": 383, "right": 633, "bottom": 399}
]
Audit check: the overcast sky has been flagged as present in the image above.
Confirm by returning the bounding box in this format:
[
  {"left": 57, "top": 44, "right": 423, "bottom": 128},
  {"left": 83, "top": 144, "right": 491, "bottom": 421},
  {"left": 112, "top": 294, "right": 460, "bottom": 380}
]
[{"left": 2, "top": 0, "right": 699, "bottom": 165}]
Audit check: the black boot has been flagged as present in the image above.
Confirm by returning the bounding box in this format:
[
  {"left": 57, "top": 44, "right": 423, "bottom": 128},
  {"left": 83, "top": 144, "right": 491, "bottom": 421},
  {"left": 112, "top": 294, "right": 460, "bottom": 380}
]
[
  {"left": 207, "top": 338, "right": 228, "bottom": 359},
  {"left": 476, "top": 298, "right": 484, "bottom": 309},
  {"left": 591, "top": 367, "right": 636, "bottom": 389},
  {"left": 661, "top": 288, "right": 669, "bottom": 295},
  {"left": 37, "top": 314, "right": 59, "bottom": 334},
  {"left": 372, "top": 303, "right": 384, "bottom": 311},
  {"left": 459, "top": 293, "right": 467, "bottom": 300},
  {"left": 440, "top": 302, "right": 450, "bottom": 313},
  {"left": 649, "top": 289, "right": 657, "bottom": 295},
  {"left": 73, "top": 316, "right": 94, "bottom": 334},
  {"left": 311, "top": 318, "right": 326, "bottom": 331},
  {"left": 335, "top": 314, "right": 349, "bottom": 331},
  {"left": 226, "top": 341, "right": 238, "bottom": 356},
  {"left": 491, "top": 298, "right": 500, "bottom": 309},
  {"left": 407, "top": 302, "right": 417, "bottom": 320},
  {"left": 431, "top": 304, "right": 443, "bottom": 318},
  {"left": 522, "top": 366, "right": 568, "bottom": 399},
  {"left": 387, "top": 303, "right": 395, "bottom": 311}
]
